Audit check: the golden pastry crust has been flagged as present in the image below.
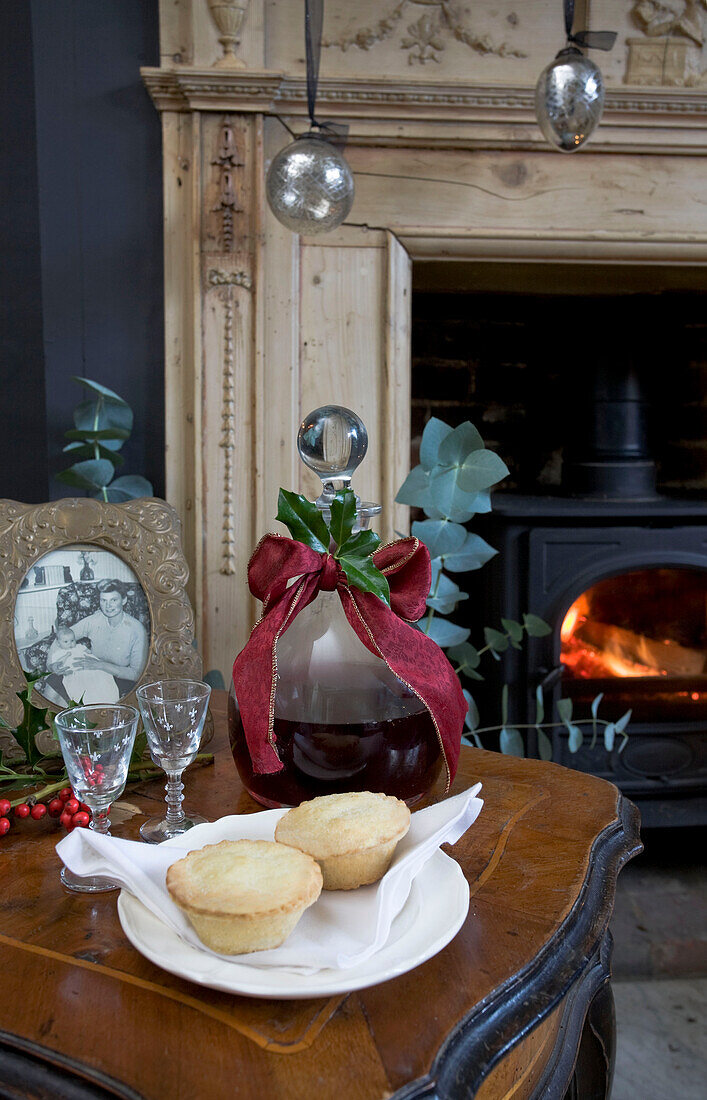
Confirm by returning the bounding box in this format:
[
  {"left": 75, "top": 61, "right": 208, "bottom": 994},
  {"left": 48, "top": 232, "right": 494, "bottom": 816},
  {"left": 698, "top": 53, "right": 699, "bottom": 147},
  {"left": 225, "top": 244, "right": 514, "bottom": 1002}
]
[
  {"left": 274, "top": 791, "right": 411, "bottom": 891},
  {"left": 166, "top": 839, "right": 323, "bottom": 952}
]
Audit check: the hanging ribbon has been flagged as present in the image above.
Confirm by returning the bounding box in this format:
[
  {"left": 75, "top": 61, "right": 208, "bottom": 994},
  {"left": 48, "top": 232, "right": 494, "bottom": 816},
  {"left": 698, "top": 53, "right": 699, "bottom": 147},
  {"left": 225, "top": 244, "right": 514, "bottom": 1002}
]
[
  {"left": 303, "top": 0, "right": 347, "bottom": 143},
  {"left": 232, "top": 534, "right": 468, "bottom": 789},
  {"left": 562, "top": 0, "right": 616, "bottom": 51}
]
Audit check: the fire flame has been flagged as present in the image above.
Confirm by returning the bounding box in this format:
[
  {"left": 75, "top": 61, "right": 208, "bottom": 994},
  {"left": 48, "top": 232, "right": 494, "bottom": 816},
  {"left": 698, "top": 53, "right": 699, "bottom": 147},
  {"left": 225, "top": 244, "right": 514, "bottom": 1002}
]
[{"left": 560, "top": 593, "right": 705, "bottom": 681}]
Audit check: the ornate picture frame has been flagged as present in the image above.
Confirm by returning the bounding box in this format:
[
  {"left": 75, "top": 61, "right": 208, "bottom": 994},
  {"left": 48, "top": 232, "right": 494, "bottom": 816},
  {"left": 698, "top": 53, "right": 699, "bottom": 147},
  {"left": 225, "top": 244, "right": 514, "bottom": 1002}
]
[{"left": 0, "top": 497, "right": 202, "bottom": 737}]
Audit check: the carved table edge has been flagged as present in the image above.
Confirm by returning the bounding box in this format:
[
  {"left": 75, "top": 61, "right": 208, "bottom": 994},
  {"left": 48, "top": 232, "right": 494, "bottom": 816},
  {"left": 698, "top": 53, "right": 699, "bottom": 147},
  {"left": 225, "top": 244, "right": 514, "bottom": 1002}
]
[
  {"left": 0, "top": 1028, "right": 146, "bottom": 1100},
  {"left": 392, "top": 792, "right": 642, "bottom": 1100}
]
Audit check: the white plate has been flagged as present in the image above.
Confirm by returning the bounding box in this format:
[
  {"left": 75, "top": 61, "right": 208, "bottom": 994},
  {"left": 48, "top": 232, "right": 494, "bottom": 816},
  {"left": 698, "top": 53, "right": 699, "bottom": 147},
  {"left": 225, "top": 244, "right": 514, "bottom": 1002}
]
[{"left": 117, "top": 849, "right": 469, "bottom": 1000}]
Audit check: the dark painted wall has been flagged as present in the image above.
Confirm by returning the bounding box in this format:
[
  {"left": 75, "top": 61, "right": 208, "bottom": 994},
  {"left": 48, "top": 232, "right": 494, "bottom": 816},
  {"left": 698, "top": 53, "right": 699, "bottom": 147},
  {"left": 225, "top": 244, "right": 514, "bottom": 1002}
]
[{"left": 1, "top": 0, "right": 164, "bottom": 503}]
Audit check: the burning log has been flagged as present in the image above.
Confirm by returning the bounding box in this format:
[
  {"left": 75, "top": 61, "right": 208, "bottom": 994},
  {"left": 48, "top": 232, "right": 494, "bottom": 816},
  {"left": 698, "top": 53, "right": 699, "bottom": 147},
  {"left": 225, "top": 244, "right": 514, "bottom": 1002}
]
[{"left": 572, "top": 619, "right": 706, "bottom": 678}]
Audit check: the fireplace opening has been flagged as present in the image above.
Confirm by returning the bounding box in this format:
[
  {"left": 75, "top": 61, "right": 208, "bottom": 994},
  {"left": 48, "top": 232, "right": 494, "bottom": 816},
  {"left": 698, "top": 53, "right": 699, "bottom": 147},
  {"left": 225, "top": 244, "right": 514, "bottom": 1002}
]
[
  {"left": 560, "top": 567, "right": 707, "bottom": 723},
  {"left": 411, "top": 261, "right": 707, "bottom": 826}
]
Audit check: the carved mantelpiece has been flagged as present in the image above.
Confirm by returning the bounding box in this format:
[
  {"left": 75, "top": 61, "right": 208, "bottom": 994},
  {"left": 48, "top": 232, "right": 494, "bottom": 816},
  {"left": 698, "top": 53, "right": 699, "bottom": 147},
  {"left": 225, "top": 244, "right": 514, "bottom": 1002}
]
[{"left": 145, "top": 0, "right": 707, "bottom": 677}]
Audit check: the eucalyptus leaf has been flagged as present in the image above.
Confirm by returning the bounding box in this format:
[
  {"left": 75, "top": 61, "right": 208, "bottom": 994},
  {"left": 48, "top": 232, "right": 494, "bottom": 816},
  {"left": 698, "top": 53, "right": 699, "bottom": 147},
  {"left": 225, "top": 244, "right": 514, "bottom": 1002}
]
[
  {"left": 422, "top": 617, "right": 470, "bottom": 648},
  {"left": 276, "top": 489, "right": 330, "bottom": 552},
  {"left": 443, "top": 532, "right": 497, "bottom": 572},
  {"left": 523, "top": 613, "right": 552, "bottom": 638},
  {"left": 63, "top": 442, "right": 125, "bottom": 466},
  {"left": 557, "top": 697, "right": 573, "bottom": 726},
  {"left": 462, "top": 689, "right": 480, "bottom": 732},
  {"left": 429, "top": 466, "right": 487, "bottom": 522},
  {"left": 538, "top": 729, "right": 553, "bottom": 761},
  {"left": 395, "top": 464, "right": 432, "bottom": 506},
  {"left": 73, "top": 376, "right": 130, "bottom": 405},
  {"left": 615, "top": 709, "right": 632, "bottom": 734},
  {"left": 55, "top": 458, "right": 115, "bottom": 490},
  {"left": 74, "top": 399, "right": 133, "bottom": 441},
  {"left": 457, "top": 449, "right": 509, "bottom": 494},
  {"left": 426, "top": 572, "right": 468, "bottom": 614},
  {"left": 447, "top": 642, "right": 481, "bottom": 673},
  {"left": 502, "top": 618, "right": 524, "bottom": 643},
  {"left": 419, "top": 417, "right": 453, "bottom": 470},
  {"left": 484, "top": 627, "right": 509, "bottom": 653},
  {"left": 535, "top": 684, "right": 545, "bottom": 725},
  {"left": 411, "top": 519, "right": 466, "bottom": 559},
  {"left": 590, "top": 693, "right": 604, "bottom": 719},
  {"left": 104, "top": 475, "right": 154, "bottom": 502},
  {"left": 467, "top": 491, "right": 492, "bottom": 514},
  {"left": 500, "top": 728, "right": 524, "bottom": 757},
  {"left": 604, "top": 723, "right": 616, "bottom": 752},
  {"left": 329, "top": 489, "right": 356, "bottom": 551},
  {"left": 568, "top": 725, "right": 584, "bottom": 752},
  {"left": 437, "top": 422, "right": 485, "bottom": 466},
  {"left": 64, "top": 427, "right": 131, "bottom": 443}
]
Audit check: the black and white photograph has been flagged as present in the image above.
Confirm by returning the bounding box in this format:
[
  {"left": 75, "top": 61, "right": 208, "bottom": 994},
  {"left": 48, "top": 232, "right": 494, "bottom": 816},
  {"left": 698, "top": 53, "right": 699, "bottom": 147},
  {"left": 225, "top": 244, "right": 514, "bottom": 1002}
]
[{"left": 14, "top": 545, "right": 151, "bottom": 707}]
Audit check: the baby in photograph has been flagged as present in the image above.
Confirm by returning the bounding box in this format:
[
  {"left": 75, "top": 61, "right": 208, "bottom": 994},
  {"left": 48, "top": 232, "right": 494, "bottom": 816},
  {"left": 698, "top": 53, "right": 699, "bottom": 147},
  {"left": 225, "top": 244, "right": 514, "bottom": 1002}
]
[{"left": 46, "top": 625, "right": 120, "bottom": 705}]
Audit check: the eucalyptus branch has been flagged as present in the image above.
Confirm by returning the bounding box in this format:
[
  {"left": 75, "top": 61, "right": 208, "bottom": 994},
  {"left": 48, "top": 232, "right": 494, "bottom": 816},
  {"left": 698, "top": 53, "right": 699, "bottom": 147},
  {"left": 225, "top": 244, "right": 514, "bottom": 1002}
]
[{"left": 395, "top": 415, "right": 632, "bottom": 760}]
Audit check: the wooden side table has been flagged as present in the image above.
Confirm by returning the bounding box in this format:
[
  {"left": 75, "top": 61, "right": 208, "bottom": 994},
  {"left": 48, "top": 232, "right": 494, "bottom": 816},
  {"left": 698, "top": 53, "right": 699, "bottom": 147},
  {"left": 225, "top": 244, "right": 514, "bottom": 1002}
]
[{"left": 0, "top": 693, "right": 641, "bottom": 1099}]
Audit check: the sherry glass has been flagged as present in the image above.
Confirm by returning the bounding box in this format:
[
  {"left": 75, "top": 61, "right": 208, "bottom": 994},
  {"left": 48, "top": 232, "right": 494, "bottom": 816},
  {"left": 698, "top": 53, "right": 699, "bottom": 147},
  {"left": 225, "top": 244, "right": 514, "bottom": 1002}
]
[
  {"left": 136, "top": 679, "right": 211, "bottom": 843},
  {"left": 54, "top": 703, "right": 140, "bottom": 893}
]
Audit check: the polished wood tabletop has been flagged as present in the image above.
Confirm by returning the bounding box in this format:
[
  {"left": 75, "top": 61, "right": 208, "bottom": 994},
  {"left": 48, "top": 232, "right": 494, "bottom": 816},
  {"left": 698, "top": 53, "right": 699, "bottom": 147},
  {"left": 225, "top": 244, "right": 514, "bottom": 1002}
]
[{"left": 0, "top": 692, "right": 641, "bottom": 1100}]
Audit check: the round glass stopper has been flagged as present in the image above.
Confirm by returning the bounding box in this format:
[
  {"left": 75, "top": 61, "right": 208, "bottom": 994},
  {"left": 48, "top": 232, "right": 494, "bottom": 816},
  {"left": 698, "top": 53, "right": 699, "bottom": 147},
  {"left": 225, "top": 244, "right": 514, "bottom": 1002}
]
[{"left": 297, "top": 405, "right": 367, "bottom": 488}]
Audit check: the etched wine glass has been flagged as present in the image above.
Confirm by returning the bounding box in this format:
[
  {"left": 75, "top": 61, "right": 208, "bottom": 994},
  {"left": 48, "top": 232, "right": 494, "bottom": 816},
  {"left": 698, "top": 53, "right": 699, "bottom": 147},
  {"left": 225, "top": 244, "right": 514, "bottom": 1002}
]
[
  {"left": 136, "top": 679, "right": 211, "bottom": 843},
  {"left": 54, "top": 703, "right": 140, "bottom": 892}
]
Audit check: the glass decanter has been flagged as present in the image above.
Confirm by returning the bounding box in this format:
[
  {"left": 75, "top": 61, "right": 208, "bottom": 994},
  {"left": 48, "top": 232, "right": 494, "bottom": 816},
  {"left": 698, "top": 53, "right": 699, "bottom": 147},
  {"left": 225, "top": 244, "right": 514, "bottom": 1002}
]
[{"left": 229, "top": 405, "right": 443, "bottom": 808}]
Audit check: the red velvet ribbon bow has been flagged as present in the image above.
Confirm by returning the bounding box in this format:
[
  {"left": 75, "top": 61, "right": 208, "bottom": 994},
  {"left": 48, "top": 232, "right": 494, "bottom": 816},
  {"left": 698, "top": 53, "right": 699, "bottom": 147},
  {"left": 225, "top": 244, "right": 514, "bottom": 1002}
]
[{"left": 232, "top": 534, "right": 467, "bottom": 787}]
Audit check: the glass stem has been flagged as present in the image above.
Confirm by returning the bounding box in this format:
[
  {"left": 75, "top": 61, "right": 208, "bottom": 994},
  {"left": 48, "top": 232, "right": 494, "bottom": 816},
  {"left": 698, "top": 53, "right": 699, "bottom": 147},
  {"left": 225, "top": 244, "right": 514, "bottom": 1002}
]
[
  {"left": 91, "top": 805, "right": 111, "bottom": 836},
  {"left": 165, "top": 771, "right": 186, "bottom": 827}
]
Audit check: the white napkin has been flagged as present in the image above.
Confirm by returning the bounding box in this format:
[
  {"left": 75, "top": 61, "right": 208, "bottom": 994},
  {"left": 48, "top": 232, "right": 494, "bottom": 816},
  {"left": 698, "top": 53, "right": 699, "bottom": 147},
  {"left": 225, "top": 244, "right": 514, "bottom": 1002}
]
[{"left": 56, "top": 784, "right": 483, "bottom": 973}]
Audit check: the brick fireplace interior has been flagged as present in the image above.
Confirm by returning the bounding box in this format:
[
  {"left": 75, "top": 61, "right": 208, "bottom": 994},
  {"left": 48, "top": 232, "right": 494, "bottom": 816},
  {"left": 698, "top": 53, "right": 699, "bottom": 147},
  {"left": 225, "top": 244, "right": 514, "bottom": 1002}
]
[{"left": 411, "top": 262, "right": 707, "bottom": 827}]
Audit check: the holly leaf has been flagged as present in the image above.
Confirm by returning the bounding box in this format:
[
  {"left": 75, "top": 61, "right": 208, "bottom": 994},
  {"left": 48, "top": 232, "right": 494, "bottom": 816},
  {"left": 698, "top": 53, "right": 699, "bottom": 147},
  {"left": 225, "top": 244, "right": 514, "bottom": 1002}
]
[
  {"left": 12, "top": 677, "right": 49, "bottom": 768},
  {"left": 338, "top": 554, "right": 390, "bottom": 606},
  {"left": 338, "top": 529, "right": 382, "bottom": 559},
  {"left": 276, "top": 489, "right": 330, "bottom": 552},
  {"left": 329, "top": 490, "right": 357, "bottom": 551}
]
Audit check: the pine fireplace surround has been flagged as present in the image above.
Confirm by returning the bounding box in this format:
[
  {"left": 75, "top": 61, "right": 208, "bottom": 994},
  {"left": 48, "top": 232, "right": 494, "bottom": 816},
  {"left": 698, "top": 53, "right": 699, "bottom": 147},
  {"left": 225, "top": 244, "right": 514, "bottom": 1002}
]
[{"left": 142, "top": 0, "right": 707, "bottom": 678}]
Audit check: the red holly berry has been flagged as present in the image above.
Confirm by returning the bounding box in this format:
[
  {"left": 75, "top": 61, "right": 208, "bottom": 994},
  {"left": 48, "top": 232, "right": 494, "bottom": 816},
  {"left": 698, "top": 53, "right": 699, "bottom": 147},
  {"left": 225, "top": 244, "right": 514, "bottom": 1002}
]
[
  {"left": 72, "top": 811, "right": 90, "bottom": 829},
  {"left": 0, "top": 799, "right": 10, "bottom": 816},
  {"left": 0, "top": 817, "right": 10, "bottom": 836},
  {"left": 30, "top": 803, "right": 47, "bottom": 820},
  {"left": 64, "top": 797, "right": 80, "bottom": 815},
  {"left": 59, "top": 788, "right": 73, "bottom": 802},
  {"left": 48, "top": 798, "right": 64, "bottom": 817},
  {"left": 79, "top": 803, "right": 91, "bottom": 814},
  {"left": 14, "top": 803, "right": 30, "bottom": 819},
  {"left": 59, "top": 811, "right": 74, "bottom": 831}
]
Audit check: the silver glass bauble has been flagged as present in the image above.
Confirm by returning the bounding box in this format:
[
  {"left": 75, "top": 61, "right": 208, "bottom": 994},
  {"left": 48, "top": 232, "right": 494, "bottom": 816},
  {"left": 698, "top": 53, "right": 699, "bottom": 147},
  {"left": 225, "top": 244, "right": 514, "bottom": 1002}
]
[
  {"left": 266, "top": 132, "right": 354, "bottom": 235},
  {"left": 535, "top": 48, "right": 605, "bottom": 153}
]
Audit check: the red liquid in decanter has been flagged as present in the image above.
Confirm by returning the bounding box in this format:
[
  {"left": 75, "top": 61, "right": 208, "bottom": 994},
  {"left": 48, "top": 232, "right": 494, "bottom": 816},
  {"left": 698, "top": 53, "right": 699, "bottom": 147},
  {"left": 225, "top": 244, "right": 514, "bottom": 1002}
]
[{"left": 228, "top": 690, "right": 443, "bottom": 808}]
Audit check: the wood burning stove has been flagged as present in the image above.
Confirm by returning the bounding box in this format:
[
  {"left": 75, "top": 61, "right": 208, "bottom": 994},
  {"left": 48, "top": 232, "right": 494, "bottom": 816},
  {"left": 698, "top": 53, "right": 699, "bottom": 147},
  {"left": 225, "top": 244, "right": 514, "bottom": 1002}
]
[
  {"left": 476, "top": 494, "right": 707, "bottom": 826},
  {"left": 412, "top": 280, "right": 707, "bottom": 825}
]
